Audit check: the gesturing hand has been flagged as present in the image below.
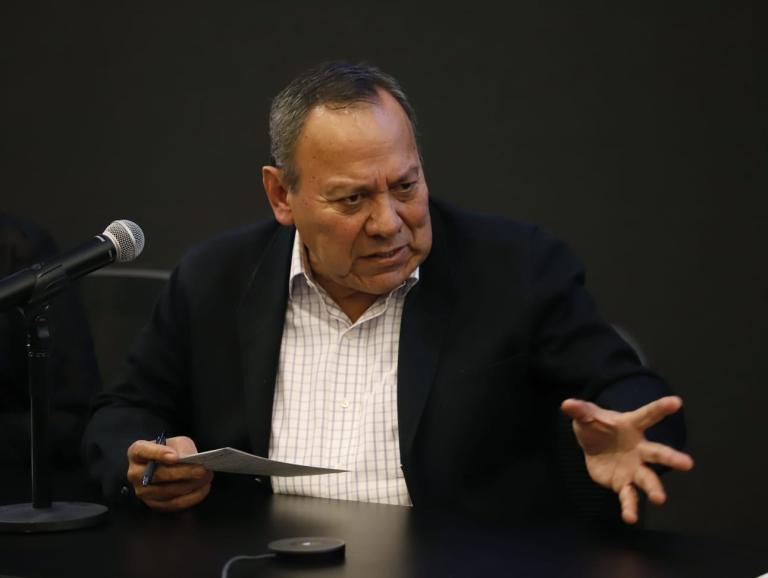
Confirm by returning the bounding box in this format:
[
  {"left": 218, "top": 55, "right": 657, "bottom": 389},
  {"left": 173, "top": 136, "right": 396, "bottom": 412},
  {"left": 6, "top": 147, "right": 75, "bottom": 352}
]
[
  {"left": 127, "top": 435, "right": 214, "bottom": 511},
  {"left": 560, "top": 396, "right": 694, "bottom": 524}
]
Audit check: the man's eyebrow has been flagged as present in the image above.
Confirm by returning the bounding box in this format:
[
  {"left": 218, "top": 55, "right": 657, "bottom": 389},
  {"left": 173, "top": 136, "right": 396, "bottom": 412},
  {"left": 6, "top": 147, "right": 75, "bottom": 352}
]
[
  {"left": 323, "top": 165, "right": 421, "bottom": 197},
  {"left": 322, "top": 180, "right": 364, "bottom": 197},
  {"left": 390, "top": 165, "right": 421, "bottom": 185}
]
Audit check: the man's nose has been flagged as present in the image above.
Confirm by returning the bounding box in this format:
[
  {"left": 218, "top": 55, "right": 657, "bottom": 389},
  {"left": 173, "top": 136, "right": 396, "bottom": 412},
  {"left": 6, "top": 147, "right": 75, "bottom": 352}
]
[{"left": 365, "top": 195, "right": 403, "bottom": 238}]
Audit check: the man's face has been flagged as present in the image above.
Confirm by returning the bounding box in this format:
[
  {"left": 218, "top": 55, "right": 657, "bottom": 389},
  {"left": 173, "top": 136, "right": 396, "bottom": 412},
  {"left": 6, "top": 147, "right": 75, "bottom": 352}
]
[{"left": 280, "top": 89, "right": 432, "bottom": 301}]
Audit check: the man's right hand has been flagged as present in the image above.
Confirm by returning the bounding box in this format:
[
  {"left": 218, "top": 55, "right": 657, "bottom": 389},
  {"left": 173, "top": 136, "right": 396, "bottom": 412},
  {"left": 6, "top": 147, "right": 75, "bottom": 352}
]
[{"left": 127, "top": 436, "right": 213, "bottom": 511}]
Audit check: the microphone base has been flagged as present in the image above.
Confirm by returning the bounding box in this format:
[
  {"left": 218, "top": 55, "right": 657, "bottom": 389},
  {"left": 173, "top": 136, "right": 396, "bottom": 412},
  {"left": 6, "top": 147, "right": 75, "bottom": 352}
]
[{"left": 0, "top": 501, "right": 108, "bottom": 533}]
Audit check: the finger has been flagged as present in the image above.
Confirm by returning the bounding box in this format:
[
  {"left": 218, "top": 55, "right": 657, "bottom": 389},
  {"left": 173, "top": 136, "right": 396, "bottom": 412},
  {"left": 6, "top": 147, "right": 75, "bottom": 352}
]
[
  {"left": 560, "top": 399, "right": 596, "bottom": 421},
  {"left": 136, "top": 472, "right": 214, "bottom": 501},
  {"left": 142, "top": 481, "right": 212, "bottom": 512},
  {"left": 165, "top": 436, "right": 199, "bottom": 456},
  {"left": 639, "top": 441, "right": 695, "bottom": 471},
  {"left": 630, "top": 396, "right": 683, "bottom": 430},
  {"left": 127, "top": 440, "right": 178, "bottom": 465},
  {"left": 561, "top": 399, "right": 618, "bottom": 429},
  {"left": 619, "top": 484, "right": 639, "bottom": 525},
  {"left": 148, "top": 463, "right": 211, "bottom": 483},
  {"left": 633, "top": 466, "right": 666, "bottom": 505},
  {"left": 127, "top": 462, "right": 210, "bottom": 486}
]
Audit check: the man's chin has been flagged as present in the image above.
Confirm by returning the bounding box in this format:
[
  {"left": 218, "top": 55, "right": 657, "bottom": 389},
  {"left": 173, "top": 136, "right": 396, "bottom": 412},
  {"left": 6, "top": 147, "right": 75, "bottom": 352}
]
[{"left": 352, "top": 270, "right": 414, "bottom": 296}]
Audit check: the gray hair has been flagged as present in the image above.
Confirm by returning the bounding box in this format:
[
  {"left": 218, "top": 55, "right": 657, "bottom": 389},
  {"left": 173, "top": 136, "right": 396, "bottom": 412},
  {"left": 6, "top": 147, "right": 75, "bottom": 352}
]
[{"left": 268, "top": 61, "right": 419, "bottom": 190}]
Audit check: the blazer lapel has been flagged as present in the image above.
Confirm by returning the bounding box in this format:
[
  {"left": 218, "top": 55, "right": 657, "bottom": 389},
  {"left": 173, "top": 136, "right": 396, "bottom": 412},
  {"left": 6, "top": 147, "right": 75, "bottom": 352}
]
[
  {"left": 236, "top": 211, "right": 454, "bottom": 466},
  {"left": 237, "top": 225, "right": 294, "bottom": 457},
  {"left": 398, "top": 205, "right": 455, "bottom": 466}
]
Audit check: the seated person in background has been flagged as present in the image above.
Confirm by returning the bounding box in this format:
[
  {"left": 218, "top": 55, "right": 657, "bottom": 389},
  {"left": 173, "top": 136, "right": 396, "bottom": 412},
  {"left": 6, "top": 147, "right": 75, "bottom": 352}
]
[
  {"left": 0, "top": 215, "right": 101, "bottom": 479},
  {"left": 84, "top": 61, "right": 693, "bottom": 524}
]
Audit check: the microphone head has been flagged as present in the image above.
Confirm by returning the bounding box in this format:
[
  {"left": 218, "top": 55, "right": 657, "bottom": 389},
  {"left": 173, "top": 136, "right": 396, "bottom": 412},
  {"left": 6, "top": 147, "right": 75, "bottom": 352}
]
[{"left": 103, "top": 220, "right": 145, "bottom": 262}]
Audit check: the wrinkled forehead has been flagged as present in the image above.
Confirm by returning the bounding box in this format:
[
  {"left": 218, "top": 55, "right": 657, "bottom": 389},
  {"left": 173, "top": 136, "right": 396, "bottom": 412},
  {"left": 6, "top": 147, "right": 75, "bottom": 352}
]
[{"left": 301, "top": 91, "right": 417, "bottom": 157}]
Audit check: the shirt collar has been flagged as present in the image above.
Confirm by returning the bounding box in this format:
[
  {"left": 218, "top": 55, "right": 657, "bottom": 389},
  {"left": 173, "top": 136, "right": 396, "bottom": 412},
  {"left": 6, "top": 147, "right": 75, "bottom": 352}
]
[{"left": 288, "top": 230, "right": 419, "bottom": 299}]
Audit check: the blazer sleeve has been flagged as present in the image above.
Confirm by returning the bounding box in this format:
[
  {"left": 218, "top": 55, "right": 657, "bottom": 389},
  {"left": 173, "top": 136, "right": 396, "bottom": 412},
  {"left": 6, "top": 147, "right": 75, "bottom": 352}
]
[
  {"left": 82, "top": 265, "right": 192, "bottom": 503},
  {"left": 527, "top": 226, "right": 686, "bottom": 450}
]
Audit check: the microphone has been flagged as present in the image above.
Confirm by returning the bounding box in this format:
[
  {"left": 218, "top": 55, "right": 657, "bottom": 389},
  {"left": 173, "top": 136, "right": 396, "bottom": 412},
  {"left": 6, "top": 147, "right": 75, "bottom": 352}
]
[{"left": 0, "top": 220, "right": 145, "bottom": 311}]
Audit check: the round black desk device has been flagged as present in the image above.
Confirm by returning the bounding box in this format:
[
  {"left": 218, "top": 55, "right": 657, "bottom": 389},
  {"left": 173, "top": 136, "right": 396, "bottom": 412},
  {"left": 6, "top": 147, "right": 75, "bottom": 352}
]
[{"left": 268, "top": 537, "right": 346, "bottom": 563}]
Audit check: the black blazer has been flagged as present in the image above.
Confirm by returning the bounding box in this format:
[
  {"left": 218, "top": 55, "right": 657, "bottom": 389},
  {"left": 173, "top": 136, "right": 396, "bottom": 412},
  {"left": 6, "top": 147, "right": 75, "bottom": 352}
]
[{"left": 84, "top": 199, "right": 684, "bottom": 518}]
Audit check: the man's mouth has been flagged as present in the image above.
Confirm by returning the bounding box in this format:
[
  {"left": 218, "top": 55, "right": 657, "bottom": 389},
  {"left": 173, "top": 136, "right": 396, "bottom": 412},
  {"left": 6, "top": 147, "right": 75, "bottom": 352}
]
[{"left": 364, "top": 246, "right": 406, "bottom": 259}]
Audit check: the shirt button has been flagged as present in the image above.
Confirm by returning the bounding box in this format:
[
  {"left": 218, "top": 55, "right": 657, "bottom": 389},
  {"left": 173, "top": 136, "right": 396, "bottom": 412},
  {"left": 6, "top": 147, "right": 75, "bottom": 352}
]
[{"left": 340, "top": 399, "right": 350, "bottom": 409}]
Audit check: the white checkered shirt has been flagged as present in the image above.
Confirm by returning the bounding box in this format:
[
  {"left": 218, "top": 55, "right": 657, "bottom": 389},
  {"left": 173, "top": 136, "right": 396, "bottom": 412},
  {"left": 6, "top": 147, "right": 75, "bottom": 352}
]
[{"left": 268, "top": 232, "right": 418, "bottom": 506}]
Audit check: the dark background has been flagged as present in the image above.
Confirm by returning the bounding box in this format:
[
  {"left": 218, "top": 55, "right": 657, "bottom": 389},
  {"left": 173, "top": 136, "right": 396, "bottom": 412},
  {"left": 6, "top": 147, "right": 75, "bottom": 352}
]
[{"left": 1, "top": 1, "right": 765, "bottom": 547}]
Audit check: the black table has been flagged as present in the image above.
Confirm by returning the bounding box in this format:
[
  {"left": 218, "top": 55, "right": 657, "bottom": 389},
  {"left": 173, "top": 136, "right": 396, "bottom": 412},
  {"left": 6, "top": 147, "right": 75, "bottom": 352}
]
[{"left": 1, "top": 485, "right": 766, "bottom": 578}]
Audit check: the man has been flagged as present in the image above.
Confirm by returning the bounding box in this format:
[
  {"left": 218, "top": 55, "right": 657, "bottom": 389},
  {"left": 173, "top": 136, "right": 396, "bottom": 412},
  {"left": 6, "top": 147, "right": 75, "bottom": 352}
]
[{"left": 84, "top": 62, "right": 692, "bottom": 524}]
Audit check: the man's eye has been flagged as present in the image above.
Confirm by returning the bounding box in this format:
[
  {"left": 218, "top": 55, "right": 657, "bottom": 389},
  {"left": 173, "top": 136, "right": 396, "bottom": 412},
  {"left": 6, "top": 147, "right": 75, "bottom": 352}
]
[
  {"left": 396, "top": 182, "right": 416, "bottom": 194},
  {"left": 341, "top": 194, "right": 362, "bottom": 205}
]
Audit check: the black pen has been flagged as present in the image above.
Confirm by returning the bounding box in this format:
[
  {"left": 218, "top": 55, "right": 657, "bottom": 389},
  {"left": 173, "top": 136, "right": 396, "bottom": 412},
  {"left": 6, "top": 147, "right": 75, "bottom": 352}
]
[{"left": 141, "top": 431, "right": 166, "bottom": 487}]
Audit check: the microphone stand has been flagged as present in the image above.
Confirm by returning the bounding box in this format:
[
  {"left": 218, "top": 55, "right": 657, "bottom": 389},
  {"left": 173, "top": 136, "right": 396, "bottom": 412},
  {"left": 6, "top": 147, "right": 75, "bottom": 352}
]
[{"left": 0, "top": 300, "right": 108, "bottom": 532}]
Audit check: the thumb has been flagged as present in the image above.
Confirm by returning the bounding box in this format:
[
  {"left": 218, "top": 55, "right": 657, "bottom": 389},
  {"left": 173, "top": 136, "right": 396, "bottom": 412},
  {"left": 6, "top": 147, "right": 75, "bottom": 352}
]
[
  {"left": 561, "top": 398, "right": 598, "bottom": 422},
  {"left": 561, "top": 399, "right": 618, "bottom": 427},
  {"left": 166, "top": 436, "right": 199, "bottom": 457}
]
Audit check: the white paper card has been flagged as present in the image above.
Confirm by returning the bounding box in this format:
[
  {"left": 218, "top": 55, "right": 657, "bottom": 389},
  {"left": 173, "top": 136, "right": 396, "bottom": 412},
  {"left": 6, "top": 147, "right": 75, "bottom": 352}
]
[{"left": 178, "top": 447, "right": 346, "bottom": 476}]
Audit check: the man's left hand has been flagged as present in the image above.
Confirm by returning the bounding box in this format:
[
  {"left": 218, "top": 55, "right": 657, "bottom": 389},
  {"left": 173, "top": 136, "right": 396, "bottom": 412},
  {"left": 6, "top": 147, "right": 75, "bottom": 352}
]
[{"left": 560, "top": 395, "right": 694, "bottom": 524}]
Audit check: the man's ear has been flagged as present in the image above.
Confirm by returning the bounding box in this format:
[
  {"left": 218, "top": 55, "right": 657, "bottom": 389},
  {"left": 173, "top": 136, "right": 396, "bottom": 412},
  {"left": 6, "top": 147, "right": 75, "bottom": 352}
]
[{"left": 262, "top": 165, "right": 294, "bottom": 225}]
